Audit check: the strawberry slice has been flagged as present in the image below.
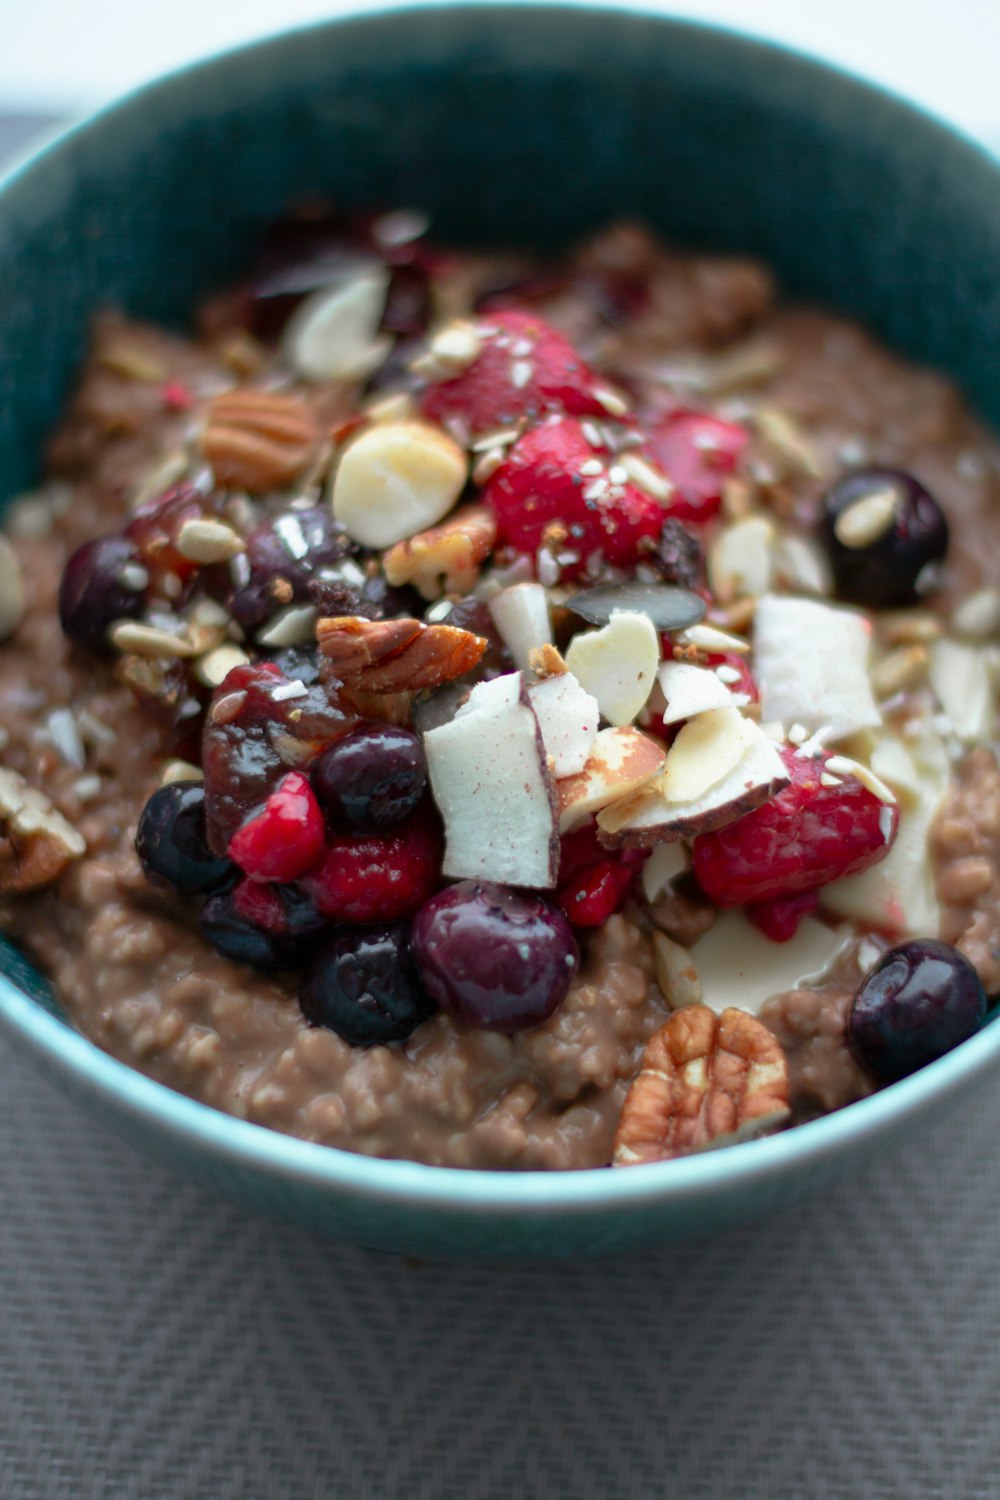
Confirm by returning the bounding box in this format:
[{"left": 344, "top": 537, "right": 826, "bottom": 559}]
[
  {"left": 228, "top": 770, "right": 327, "bottom": 883},
  {"left": 484, "top": 416, "right": 665, "bottom": 575},
  {"left": 692, "top": 747, "right": 898, "bottom": 906},
  {"left": 420, "top": 310, "right": 614, "bottom": 437},
  {"left": 645, "top": 410, "right": 749, "bottom": 525}
]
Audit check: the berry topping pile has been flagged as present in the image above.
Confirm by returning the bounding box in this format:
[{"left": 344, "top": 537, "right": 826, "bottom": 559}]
[{"left": 24, "top": 209, "right": 995, "bottom": 1165}]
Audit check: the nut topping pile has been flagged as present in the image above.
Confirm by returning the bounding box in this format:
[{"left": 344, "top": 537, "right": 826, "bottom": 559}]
[{"left": 2, "top": 208, "right": 997, "bottom": 1169}]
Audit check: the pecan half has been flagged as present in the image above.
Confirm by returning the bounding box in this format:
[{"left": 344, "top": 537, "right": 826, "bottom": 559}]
[
  {"left": 0, "top": 768, "right": 86, "bottom": 895},
  {"left": 382, "top": 504, "right": 497, "bottom": 600},
  {"left": 201, "top": 389, "right": 321, "bottom": 491},
  {"left": 318, "top": 615, "right": 487, "bottom": 692},
  {"left": 612, "top": 1005, "right": 790, "bottom": 1165}
]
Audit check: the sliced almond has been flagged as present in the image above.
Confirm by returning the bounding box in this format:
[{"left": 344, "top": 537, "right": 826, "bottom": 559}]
[
  {"left": 656, "top": 660, "right": 743, "bottom": 726},
  {"left": 706, "top": 515, "right": 774, "bottom": 602},
  {"left": 331, "top": 420, "right": 467, "bottom": 549},
  {"left": 557, "top": 727, "right": 666, "bottom": 834},
  {"left": 488, "top": 582, "right": 553, "bottom": 673},
  {"left": 282, "top": 269, "right": 391, "bottom": 383},
  {"left": 564, "top": 610, "right": 660, "bottom": 726},
  {"left": 660, "top": 707, "right": 753, "bottom": 804},
  {"left": 527, "top": 672, "right": 600, "bottom": 778},
  {"left": 642, "top": 842, "right": 690, "bottom": 903}
]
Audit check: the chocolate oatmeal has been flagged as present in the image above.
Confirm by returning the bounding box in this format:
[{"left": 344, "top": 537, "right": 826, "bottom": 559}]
[{"left": 2, "top": 214, "right": 999, "bottom": 1169}]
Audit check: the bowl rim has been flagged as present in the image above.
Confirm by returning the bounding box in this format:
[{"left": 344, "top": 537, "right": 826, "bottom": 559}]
[{"left": 3, "top": 0, "right": 1000, "bottom": 1217}]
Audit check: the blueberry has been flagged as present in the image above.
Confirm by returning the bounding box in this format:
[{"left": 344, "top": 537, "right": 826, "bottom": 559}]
[
  {"left": 300, "top": 923, "right": 435, "bottom": 1044},
  {"left": 200, "top": 886, "right": 300, "bottom": 970},
  {"left": 227, "top": 507, "right": 354, "bottom": 631},
  {"left": 410, "top": 881, "right": 579, "bottom": 1031},
  {"left": 58, "top": 534, "right": 147, "bottom": 653},
  {"left": 820, "top": 467, "right": 949, "bottom": 608},
  {"left": 847, "top": 938, "right": 987, "bottom": 1082},
  {"left": 313, "top": 725, "right": 427, "bottom": 830},
  {"left": 136, "top": 783, "right": 235, "bottom": 894}
]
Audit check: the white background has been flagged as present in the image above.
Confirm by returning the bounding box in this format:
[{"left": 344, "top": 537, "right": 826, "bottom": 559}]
[{"left": 2, "top": 0, "right": 1000, "bottom": 148}]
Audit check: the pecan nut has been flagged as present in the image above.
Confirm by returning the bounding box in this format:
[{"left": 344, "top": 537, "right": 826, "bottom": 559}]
[
  {"left": 201, "top": 389, "right": 321, "bottom": 491},
  {"left": 318, "top": 615, "right": 486, "bottom": 692},
  {"left": 612, "top": 1005, "right": 790, "bottom": 1165},
  {"left": 0, "top": 768, "right": 86, "bottom": 895},
  {"left": 382, "top": 504, "right": 497, "bottom": 600}
]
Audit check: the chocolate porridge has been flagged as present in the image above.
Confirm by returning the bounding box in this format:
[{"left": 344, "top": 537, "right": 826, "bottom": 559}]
[{"left": 1, "top": 217, "right": 998, "bottom": 1169}]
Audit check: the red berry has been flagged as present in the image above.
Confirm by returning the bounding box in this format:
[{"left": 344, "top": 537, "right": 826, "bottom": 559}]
[
  {"left": 304, "top": 803, "right": 443, "bottom": 922},
  {"left": 228, "top": 770, "right": 326, "bottom": 883},
  {"left": 746, "top": 890, "right": 820, "bottom": 943},
  {"left": 646, "top": 410, "right": 749, "bottom": 525},
  {"left": 555, "top": 821, "right": 647, "bottom": 928},
  {"left": 162, "top": 380, "right": 194, "bottom": 412},
  {"left": 126, "top": 484, "right": 213, "bottom": 582},
  {"left": 692, "top": 748, "right": 898, "bottom": 907},
  {"left": 421, "top": 310, "right": 612, "bottom": 437},
  {"left": 485, "top": 417, "right": 664, "bottom": 574}
]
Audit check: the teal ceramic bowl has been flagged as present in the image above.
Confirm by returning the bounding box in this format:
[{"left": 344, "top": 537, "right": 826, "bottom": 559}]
[{"left": 4, "top": 6, "right": 1000, "bottom": 1258}]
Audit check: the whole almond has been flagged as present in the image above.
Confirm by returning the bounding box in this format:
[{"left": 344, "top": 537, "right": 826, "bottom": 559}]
[{"left": 331, "top": 420, "right": 467, "bottom": 548}]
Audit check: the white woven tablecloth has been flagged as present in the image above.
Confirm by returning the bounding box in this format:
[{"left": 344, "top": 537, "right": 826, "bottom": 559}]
[{"left": 3, "top": 111, "right": 1000, "bottom": 1499}]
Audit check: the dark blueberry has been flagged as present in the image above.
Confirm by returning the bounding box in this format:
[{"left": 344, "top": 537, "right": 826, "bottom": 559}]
[
  {"left": 410, "top": 881, "right": 579, "bottom": 1032},
  {"left": 200, "top": 887, "right": 297, "bottom": 970},
  {"left": 58, "top": 534, "right": 146, "bottom": 654},
  {"left": 437, "top": 597, "right": 513, "bottom": 677},
  {"left": 820, "top": 468, "right": 949, "bottom": 608},
  {"left": 847, "top": 938, "right": 987, "bottom": 1083},
  {"left": 258, "top": 643, "right": 323, "bottom": 685},
  {"left": 300, "top": 923, "right": 435, "bottom": 1044},
  {"left": 647, "top": 517, "right": 703, "bottom": 591},
  {"left": 357, "top": 571, "right": 425, "bottom": 621},
  {"left": 313, "top": 724, "right": 427, "bottom": 830},
  {"left": 136, "top": 782, "right": 235, "bottom": 894},
  {"left": 228, "top": 508, "right": 354, "bottom": 632}
]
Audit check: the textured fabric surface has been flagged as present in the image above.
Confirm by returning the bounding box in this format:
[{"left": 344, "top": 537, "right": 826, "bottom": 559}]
[
  {"left": 3, "top": 1032, "right": 1000, "bottom": 1499},
  {"left": 3, "top": 113, "right": 999, "bottom": 1498}
]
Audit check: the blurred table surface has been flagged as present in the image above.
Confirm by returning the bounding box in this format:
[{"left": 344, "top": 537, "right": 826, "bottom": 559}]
[{"left": 3, "top": 110, "right": 1000, "bottom": 1499}]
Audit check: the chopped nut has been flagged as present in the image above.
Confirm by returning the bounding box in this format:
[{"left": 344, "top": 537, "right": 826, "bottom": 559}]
[
  {"left": 0, "top": 535, "right": 26, "bottom": 641},
  {"left": 160, "top": 759, "right": 203, "bottom": 786},
  {"left": 870, "top": 644, "right": 929, "bottom": 699},
  {"left": 612, "top": 1005, "right": 790, "bottom": 1165},
  {"left": 331, "top": 420, "right": 468, "bottom": 548},
  {"left": 707, "top": 515, "right": 774, "bottom": 602},
  {"left": 317, "top": 615, "right": 487, "bottom": 692},
  {"left": 382, "top": 504, "right": 497, "bottom": 600},
  {"left": 617, "top": 453, "right": 673, "bottom": 502},
  {"left": 824, "top": 754, "right": 897, "bottom": 804},
  {"left": 753, "top": 406, "right": 827, "bottom": 480},
  {"left": 952, "top": 587, "right": 1000, "bottom": 641},
  {"left": 363, "top": 391, "right": 416, "bottom": 425},
  {"left": 833, "top": 485, "right": 899, "bottom": 548},
  {"left": 282, "top": 270, "right": 391, "bottom": 383},
  {"left": 201, "top": 389, "right": 321, "bottom": 492},
  {"left": 410, "top": 320, "right": 484, "bottom": 381},
  {"left": 528, "top": 643, "right": 569, "bottom": 678},
  {"left": 652, "top": 933, "right": 702, "bottom": 1010},
  {"left": 110, "top": 621, "right": 197, "bottom": 658},
  {"left": 879, "top": 610, "right": 941, "bottom": 645},
  {"left": 175, "top": 517, "right": 246, "bottom": 564},
  {"left": 721, "top": 476, "right": 755, "bottom": 520},
  {"left": 0, "top": 767, "right": 86, "bottom": 894},
  {"left": 255, "top": 605, "right": 318, "bottom": 649},
  {"left": 194, "top": 644, "right": 250, "bottom": 688}
]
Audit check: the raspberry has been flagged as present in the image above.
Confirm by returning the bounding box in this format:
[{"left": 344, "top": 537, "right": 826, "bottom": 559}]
[
  {"left": 421, "top": 310, "right": 612, "bottom": 437},
  {"left": 228, "top": 770, "right": 327, "bottom": 882},
  {"left": 746, "top": 890, "right": 819, "bottom": 943},
  {"left": 303, "top": 803, "right": 443, "bottom": 922},
  {"left": 692, "top": 748, "right": 898, "bottom": 907},
  {"left": 555, "top": 822, "right": 647, "bottom": 929},
  {"left": 485, "top": 417, "right": 665, "bottom": 574},
  {"left": 645, "top": 410, "right": 749, "bottom": 525}
]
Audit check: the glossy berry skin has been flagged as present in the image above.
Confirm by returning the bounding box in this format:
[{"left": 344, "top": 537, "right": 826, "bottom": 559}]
[
  {"left": 746, "top": 890, "right": 819, "bottom": 943},
  {"left": 692, "top": 748, "right": 898, "bottom": 907},
  {"left": 555, "top": 822, "right": 648, "bottom": 929},
  {"left": 304, "top": 802, "right": 443, "bottom": 922},
  {"left": 135, "top": 782, "right": 235, "bottom": 894},
  {"left": 411, "top": 881, "right": 579, "bottom": 1031},
  {"left": 227, "top": 507, "right": 354, "bottom": 632},
  {"left": 645, "top": 410, "right": 749, "bottom": 525},
  {"left": 227, "top": 770, "right": 327, "bottom": 883},
  {"left": 820, "top": 468, "right": 949, "bottom": 609},
  {"left": 848, "top": 939, "right": 986, "bottom": 1082},
  {"left": 230, "top": 877, "right": 330, "bottom": 943},
  {"left": 58, "top": 534, "right": 147, "bottom": 654},
  {"left": 200, "top": 886, "right": 305, "bottom": 970},
  {"left": 421, "top": 309, "right": 611, "bottom": 437},
  {"left": 485, "top": 417, "right": 664, "bottom": 574},
  {"left": 126, "top": 484, "right": 211, "bottom": 583},
  {"left": 313, "top": 724, "right": 428, "bottom": 830},
  {"left": 300, "top": 924, "right": 435, "bottom": 1045}
]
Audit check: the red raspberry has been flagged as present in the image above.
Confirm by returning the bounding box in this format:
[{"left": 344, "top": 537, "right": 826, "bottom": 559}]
[
  {"left": 746, "top": 890, "right": 820, "bottom": 943},
  {"left": 485, "top": 417, "right": 664, "bottom": 574},
  {"left": 692, "top": 748, "right": 898, "bottom": 907},
  {"left": 555, "top": 822, "right": 647, "bottom": 928},
  {"left": 645, "top": 410, "right": 749, "bottom": 525},
  {"left": 228, "top": 770, "right": 327, "bottom": 883},
  {"left": 303, "top": 803, "right": 443, "bottom": 922},
  {"left": 420, "top": 310, "right": 613, "bottom": 437}
]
